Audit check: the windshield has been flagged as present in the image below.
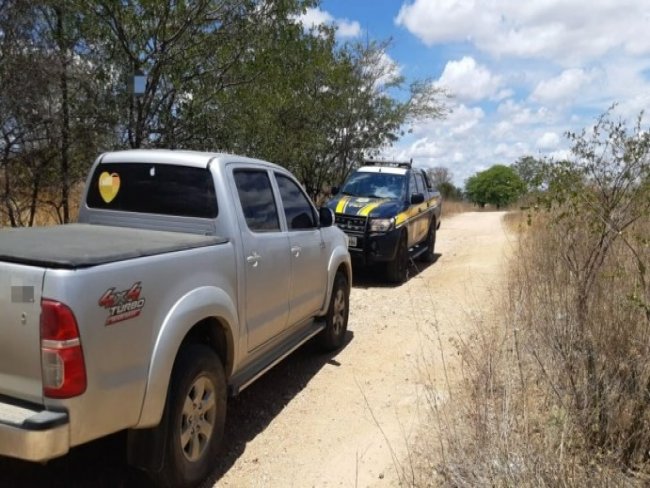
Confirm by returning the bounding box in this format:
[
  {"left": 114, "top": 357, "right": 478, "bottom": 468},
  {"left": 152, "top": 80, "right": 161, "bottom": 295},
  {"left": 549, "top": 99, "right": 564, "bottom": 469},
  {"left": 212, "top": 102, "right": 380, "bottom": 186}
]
[{"left": 340, "top": 171, "right": 406, "bottom": 199}]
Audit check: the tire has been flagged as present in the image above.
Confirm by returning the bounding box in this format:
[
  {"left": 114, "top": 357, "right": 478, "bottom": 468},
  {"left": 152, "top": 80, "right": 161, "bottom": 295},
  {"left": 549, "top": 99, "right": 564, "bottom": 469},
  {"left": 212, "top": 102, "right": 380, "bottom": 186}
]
[
  {"left": 150, "top": 344, "right": 227, "bottom": 488},
  {"left": 317, "top": 271, "right": 349, "bottom": 351},
  {"left": 386, "top": 233, "right": 408, "bottom": 284},
  {"left": 420, "top": 218, "right": 437, "bottom": 263}
]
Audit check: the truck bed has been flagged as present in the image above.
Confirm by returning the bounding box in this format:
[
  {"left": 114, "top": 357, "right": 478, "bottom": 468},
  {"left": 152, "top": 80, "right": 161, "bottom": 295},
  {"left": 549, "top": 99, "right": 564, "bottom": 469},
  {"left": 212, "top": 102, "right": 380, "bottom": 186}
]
[{"left": 0, "top": 224, "right": 227, "bottom": 269}]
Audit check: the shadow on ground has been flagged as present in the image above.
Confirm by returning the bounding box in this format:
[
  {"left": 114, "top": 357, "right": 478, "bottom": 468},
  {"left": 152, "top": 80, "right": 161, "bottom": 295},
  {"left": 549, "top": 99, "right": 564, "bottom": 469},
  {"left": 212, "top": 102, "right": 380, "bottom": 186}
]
[
  {"left": 352, "top": 253, "right": 441, "bottom": 289},
  {"left": 0, "top": 333, "right": 353, "bottom": 488}
]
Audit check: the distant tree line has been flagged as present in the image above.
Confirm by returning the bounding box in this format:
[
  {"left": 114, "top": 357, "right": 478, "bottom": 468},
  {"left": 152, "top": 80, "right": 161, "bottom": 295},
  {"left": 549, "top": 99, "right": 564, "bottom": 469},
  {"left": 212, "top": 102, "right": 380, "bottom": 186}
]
[{"left": 0, "top": 0, "right": 446, "bottom": 226}]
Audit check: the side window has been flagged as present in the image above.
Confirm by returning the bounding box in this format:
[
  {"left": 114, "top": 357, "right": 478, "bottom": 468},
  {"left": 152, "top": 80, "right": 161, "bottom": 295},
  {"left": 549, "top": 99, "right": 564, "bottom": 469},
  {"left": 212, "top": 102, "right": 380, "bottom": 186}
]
[
  {"left": 276, "top": 174, "right": 317, "bottom": 230},
  {"left": 422, "top": 172, "right": 434, "bottom": 191},
  {"left": 409, "top": 172, "right": 419, "bottom": 196},
  {"left": 233, "top": 170, "right": 280, "bottom": 232},
  {"left": 415, "top": 173, "right": 426, "bottom": 194}
]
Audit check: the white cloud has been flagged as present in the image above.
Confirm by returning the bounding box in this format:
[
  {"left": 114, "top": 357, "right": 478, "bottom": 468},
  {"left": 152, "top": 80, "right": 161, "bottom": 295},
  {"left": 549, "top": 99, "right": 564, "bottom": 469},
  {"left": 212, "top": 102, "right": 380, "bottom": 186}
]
[
  {"left": 337, "top": 19, "right": 362, "bottom": 38},
  {"left": 448, "top": 104, "right": 485, "bottom": 134},
  {"left": 492, "top": 120, "right": 513, "bottom": 138},
  {"left": 395, "top": 0, "right": 494, "bottom": 47},
  {"left": 411, "top": 103, "right": 485, "bottom": 137},
  {"left": 494, "top": 143, "right": 510, "bottom": 157},
  {"left": 531, "top": 69, "right": 592, "bottom": 103},
  {"left": 497, "top": 99, "right": 554, "bottom": 125},
  {"left": 548, "top": 149, "right": 572, "bottom": 161},
  {"left": 299, "top": 6, "right": 331, "bottom": 28},
  {"left": 384, "top": 1, "right": 650, "bottom": 187},
  {"left": 599, "top": 58, "right": 650, "bottom": 119},
  {"left": 298, "top": 7, "right": 361, "bottom": 39},
  {"left": 395, "top": 0, "right": 650, "bottom": 63},
  {"left": 409, "top": 138, "right": 446, "bottom": 159},
  {"left": 536, "top": 132, "right": 560, "bottom": 149},
  {"left": 382, "top": 96, "right": 574, "bottom": 186},
  {"left": 435, "top": 57, "right": 503, "bottom": 101},
  {"left": 373, "top": 52, "right": 402, "bottom": 88}
]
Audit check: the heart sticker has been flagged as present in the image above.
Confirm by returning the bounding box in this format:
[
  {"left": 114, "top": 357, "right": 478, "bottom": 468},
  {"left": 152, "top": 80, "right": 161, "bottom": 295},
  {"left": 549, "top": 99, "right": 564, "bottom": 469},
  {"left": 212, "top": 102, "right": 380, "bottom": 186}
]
[{"left": 99, "top": 172, "right": 121, "bottom": 203}]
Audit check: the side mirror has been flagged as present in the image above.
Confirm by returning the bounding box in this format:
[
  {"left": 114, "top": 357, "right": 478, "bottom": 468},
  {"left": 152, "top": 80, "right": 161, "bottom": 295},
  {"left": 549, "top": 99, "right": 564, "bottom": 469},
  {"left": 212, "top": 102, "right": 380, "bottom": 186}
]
[
  {"left": 319, "top": 207, "right": 335, "bottom": 227},
  {"left": 330, "top": 186, "right": 340, "bottom": 196},
  {"left": 411, "top": 193, "right": 425, "bottom": 204}
]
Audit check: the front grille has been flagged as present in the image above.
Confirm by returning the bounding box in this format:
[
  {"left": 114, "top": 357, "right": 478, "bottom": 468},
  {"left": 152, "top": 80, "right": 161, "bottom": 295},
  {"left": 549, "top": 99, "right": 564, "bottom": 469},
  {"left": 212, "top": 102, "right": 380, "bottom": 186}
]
[{"left": 335, "top": 214, "right": 367, "bottom": 233}]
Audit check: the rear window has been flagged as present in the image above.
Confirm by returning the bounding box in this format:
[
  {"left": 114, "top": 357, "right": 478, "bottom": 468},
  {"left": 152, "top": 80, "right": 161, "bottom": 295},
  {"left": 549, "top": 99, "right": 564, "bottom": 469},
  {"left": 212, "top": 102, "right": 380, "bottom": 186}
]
[{"left": 86, "top": 163, "right": 218, "bottom": 218}]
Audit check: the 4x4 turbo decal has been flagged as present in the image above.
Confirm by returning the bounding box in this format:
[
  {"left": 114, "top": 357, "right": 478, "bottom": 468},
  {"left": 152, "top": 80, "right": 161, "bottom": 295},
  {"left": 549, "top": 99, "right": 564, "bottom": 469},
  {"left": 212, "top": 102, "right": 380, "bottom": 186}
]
[{"left": 98, "top": 282, "right": 146, "bottom": 325}]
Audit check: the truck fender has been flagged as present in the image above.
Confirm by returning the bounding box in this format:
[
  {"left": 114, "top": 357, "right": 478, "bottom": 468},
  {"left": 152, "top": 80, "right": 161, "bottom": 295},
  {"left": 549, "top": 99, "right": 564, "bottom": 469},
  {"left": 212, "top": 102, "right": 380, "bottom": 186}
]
[
  {"left": 319, "top": 246, "right": 352, "bottom": 316},
  {"left": 135, "top": 286, "right": 238, "bottom": 428}
]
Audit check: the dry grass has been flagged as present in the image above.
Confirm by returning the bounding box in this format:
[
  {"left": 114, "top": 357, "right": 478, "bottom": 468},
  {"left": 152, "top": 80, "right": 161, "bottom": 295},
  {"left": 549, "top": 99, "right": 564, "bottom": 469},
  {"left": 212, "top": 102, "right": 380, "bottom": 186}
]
[
  {"left": 418, "top": 209, "right": 650, "bottom": 487},
  {"left": 442, "top": 199, "right": 527, "bottom": 218},
  {"left": 0, "top": 183, "right": 83, "bottom": 228},
  {"left": 442, "top": 200, "right": 475, "bottom": 217}
]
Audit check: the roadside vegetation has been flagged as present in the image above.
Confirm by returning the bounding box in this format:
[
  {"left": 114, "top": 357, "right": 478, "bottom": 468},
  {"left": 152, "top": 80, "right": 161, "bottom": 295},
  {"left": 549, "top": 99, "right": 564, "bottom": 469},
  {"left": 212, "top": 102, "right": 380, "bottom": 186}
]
[
  {"left": 464, "top": 164, "right": 525, "bottom": 209},
  {"left": 0, "top": 0, "right": 446, "bottom": 228},
  {"left": 420, "top": 109, "right": 650, "bottom": 486}
]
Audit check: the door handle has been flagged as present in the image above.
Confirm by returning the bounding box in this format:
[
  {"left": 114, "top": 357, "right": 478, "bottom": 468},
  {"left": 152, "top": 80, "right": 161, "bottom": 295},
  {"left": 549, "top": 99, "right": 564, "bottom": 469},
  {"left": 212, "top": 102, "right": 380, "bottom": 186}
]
[
  {"left": 246, "top": 252, "right": 261, "bottom": 267},
  {"left": 291, "top": 246, "right": 301, "bottom": 257}
]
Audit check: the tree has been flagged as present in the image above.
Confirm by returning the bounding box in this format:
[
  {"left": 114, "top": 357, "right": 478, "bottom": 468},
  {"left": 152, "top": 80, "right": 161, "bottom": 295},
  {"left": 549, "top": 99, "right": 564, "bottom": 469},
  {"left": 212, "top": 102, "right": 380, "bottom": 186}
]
[
  {"left": 426, "top": 166, "right": 452, "bottom": 188},
  {"left": 437, "top": 181, "right": 463, "bottom": 200},
  {"left": 0, "top": 0, "right": 117, "bottom": 226},
  {"left": 426, "top": 166, "right": 462, "bottom": 199},
  {"left": 512, "top": 155, "right": 546, "bottom": 192},
  {"left": 465, "top": 164, "right": 525, "bottom": 208},
  {"left": 217, "top": 35, "right": 447, "bottom": 198},
  {"left": 0, "top": 0, "right": 448, "bottom": 223}
]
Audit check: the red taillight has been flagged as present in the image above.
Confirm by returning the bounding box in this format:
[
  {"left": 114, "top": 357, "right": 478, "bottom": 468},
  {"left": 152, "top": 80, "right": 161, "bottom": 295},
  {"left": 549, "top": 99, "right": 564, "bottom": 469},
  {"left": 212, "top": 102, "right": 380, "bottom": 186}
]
[{"left": 40, "top": 299, "right": 87, "bottom": 398}]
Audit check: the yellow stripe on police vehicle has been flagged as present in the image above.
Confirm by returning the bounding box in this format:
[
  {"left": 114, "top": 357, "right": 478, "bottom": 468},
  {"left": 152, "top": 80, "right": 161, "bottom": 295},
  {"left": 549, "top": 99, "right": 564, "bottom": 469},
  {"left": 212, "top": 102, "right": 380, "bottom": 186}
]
[
  {"left": 358, "top": 199, "right": 389, "bottom": 216},
  {"left": 335, "top": 196, "right": 350, "bottom": 214}
]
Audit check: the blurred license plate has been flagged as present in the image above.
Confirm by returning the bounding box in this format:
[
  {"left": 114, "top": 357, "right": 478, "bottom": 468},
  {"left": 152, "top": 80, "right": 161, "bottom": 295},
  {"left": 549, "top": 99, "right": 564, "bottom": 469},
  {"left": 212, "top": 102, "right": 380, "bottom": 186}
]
[{"left": 348, "top": 236, "right": 357, "bottom": 247}]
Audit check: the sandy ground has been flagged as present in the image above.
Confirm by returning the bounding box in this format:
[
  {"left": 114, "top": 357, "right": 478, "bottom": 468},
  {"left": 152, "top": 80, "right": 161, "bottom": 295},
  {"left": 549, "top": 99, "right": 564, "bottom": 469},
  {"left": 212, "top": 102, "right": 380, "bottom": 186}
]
[
  {"left": 213, "top": 211, "right": 514, "bottom": 488},
  {"left": 0, "top": 211, "right": 512, "bottom": 488}
]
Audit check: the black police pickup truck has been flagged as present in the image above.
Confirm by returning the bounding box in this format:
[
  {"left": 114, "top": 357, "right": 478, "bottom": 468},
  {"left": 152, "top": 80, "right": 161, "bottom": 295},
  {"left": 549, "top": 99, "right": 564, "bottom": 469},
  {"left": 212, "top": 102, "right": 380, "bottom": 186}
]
[{"left": 327, "top": 160, "right": 442, "bottom": 283}]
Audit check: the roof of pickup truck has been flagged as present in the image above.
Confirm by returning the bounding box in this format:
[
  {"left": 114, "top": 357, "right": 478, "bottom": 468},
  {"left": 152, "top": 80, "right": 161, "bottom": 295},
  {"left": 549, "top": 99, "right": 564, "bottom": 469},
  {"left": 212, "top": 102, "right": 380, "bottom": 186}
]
[
  {"left": 99, "top": 149, "right": 285, "bottom": 171},
  {"left": 0, "top": 224, "right": 227, "bottom": 269}
]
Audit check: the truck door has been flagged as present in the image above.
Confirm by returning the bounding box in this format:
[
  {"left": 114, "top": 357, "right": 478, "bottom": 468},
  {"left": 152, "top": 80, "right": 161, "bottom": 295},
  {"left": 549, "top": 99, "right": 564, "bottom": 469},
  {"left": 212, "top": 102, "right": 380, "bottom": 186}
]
[
  {"left": 413, "top": 172, "right": 430, "bottom": 243},
  {"left": 407, "top": 172, "right": 422, "bottom": 247},
  {"left": 232, "top": 168, "right": 291, "bottom": 351},
  {"left": 274, "top": 173, "right": 327, "bottom": 326}
]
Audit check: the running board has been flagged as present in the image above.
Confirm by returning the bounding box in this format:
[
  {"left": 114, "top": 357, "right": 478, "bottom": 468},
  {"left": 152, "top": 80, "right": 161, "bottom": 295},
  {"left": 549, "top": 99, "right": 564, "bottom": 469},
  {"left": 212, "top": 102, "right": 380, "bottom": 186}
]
[
  {"left": 228, "top": 321, "right": 325, "bottom": 396},
  {"left": 409, "top": 243, "right": 428, "bottom": 259}
]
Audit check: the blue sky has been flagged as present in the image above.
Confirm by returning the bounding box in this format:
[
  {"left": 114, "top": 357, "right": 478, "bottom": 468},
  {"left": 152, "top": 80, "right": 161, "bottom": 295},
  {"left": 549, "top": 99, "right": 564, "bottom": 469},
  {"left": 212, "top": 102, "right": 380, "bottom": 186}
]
[{"left": 300, "top": 0, "right": 650, "bottom": 186}]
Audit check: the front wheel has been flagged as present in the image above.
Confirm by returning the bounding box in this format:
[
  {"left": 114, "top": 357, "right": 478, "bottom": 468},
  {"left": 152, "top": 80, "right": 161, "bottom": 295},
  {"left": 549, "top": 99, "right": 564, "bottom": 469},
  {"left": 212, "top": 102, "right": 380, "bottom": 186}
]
[
  {"left": 386, "top": 233, "right": 408, "bottom": 283},
  {"left": 420, "top": 219, "right": 437, "bottom": 263},
  {"left": 317, "top": 271, "right": 349, "bottom": 351},
  {"left": 149, "top": 344, "right": 227, "bottom": 488}
]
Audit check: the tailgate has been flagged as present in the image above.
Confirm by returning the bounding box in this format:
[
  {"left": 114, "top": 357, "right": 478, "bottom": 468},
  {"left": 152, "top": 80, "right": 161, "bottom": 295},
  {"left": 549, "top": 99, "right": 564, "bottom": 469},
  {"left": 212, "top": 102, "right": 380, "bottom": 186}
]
[{"left": 0, "top": 262, "right": 45, "bottom": 403}]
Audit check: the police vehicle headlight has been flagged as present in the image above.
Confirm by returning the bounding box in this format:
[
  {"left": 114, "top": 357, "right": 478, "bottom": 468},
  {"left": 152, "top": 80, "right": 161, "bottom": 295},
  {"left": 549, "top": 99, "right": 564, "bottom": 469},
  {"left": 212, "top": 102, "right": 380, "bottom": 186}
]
[{"left": 369, "top": 217, "right": 395, "bottom": 232}]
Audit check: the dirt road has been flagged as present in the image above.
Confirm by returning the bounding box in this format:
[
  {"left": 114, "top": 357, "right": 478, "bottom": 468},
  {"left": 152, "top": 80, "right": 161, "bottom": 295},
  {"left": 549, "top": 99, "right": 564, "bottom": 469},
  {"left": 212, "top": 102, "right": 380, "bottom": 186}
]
[
  {"left": 0, "top": 211, "right": 512, "bottom": 488},
  {"left": 213, "top": 211, "right": 512, "bottom": 488}
]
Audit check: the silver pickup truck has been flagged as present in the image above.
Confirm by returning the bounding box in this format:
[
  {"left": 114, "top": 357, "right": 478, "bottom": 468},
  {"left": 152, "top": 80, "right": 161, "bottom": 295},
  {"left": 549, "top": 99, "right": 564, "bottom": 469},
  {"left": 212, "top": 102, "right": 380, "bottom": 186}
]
[{"left": 0, "top": 150, "right": 351, "bottom": 487}]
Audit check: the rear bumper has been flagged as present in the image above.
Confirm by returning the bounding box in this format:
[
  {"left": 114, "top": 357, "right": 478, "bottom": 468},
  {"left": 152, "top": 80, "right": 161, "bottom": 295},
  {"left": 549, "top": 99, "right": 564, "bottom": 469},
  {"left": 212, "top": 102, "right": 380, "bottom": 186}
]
[{"left": 0, "top": 402, "right": 69, "bottom": 462}]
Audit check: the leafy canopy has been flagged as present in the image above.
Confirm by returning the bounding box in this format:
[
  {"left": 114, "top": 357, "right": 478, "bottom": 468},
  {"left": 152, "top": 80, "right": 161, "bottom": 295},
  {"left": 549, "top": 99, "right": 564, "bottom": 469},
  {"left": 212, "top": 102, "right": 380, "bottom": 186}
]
[{"left": 465, "top": 164, "right": 526, "bottom": 208}]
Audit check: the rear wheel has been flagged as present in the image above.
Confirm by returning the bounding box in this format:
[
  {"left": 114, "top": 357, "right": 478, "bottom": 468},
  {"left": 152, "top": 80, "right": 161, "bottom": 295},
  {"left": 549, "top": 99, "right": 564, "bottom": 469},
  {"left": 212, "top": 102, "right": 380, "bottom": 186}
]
[
  {"left": 420, "top": 219, "right": 437, "bottom": 263},
  {"left": 386, "top": 233, "right": 408, "bottom": 284},
  {"left": 149, "top": 344, "right": 226, "bottom": 488},
  {"left": 317, "top": 271, "right": 349, "bottom": 351}
]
